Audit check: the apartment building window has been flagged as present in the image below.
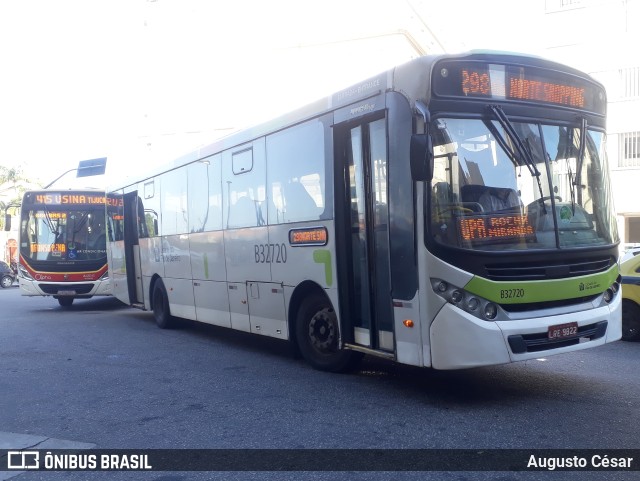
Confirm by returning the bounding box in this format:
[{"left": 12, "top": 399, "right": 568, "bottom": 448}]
[
  {"left": 620, "top": 67, "right": 640, "bottom": 99},
  {"left": 627, "top": 217, "right": 640, "bottom": 244},
  {"left": 619, "top": 132, "right": 640, "bottom": 167}
]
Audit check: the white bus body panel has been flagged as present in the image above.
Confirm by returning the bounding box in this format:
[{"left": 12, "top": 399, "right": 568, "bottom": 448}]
[
  {"left": 139, "top": 237, "right": 163, "bottom": 310},
  {"left": 268, "top": 223, "right": 333, "bottom": 288},
  {"left": 190, "top": 230, "right": 230, "bottom": 327},
  {"left": 224, "top": 227, "right": 270, "bottom": 283},
  {"left": 248, "top": 282, "right": 287, "bottom": 339},
  {"left": 193, "top": 281, "right": 231, "bottom": 327},
  {"left": 392, "top": 294, "right": 423, "bottom": 367},
  {"left": 108, "top": 240, "right": 129, "bottom": 304},
  {"left": 162, "top": 234, "right": 196, "bottom": 320},
  {"left": 228, "top": 282, "right": 250, "bottom": 332}
]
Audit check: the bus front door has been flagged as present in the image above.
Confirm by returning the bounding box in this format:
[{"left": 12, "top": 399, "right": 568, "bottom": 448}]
[
  {"left": 123, "top": 192, "right": 144, "bottom": 307},
  {"left": 338, "top": 117, "right": 394, "bottom": 353}
]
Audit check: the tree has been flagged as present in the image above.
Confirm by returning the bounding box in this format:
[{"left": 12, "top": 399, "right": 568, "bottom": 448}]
[{"left": 0, "top": 165, "right": 40, "bottom": 230}]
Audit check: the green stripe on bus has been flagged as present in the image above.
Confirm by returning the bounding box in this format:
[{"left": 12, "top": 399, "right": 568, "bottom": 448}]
[
  {"left": 464, "top": 265, "right": 619, "bottom": 304},
  {"left": 313, "top": 249, "right": 332, "bottom": 287}
]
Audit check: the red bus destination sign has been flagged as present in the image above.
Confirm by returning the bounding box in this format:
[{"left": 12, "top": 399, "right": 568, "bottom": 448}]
[{"left": 433, "top": 60, "right": 605, "bottom": 114}]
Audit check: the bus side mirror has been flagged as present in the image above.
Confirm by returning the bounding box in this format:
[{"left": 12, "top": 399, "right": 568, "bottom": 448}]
[
  {"left": 4, "top": 214, "right": 11, "bottom": 232},
  {"left": 410, "top": 134, "right": 433, "bottom": 181}
]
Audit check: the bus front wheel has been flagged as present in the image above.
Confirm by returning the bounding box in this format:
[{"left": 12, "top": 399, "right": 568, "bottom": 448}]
[
  {"left": 296, "top": 294, "right": 362, "bottom": 372},
  {"left": 57, "top": 297, "right": 74, "bottom": 307},
  {"left": 152, "top": 280, "right": 176, "bottom": 329}
]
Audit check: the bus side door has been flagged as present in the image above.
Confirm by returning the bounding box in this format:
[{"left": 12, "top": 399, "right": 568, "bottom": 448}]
[{"left": 334, "top": 108, "right": 394, "bottom": 353}]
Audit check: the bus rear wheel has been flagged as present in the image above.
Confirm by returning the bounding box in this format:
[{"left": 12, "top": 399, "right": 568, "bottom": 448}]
[
  {"left": 152, "top": 280, "right": 176, "bottom": 329},
  {"left": 296, "top": 294, "right": 362, "bottom": 372}
]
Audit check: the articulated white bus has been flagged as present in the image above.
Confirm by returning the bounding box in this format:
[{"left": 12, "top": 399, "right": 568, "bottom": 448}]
[{"left": 107, "top": 52, "right": 621, "bottom": 371}]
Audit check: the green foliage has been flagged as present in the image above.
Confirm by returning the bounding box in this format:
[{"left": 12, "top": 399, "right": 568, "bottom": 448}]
[{"left": 0, "top": 165, "right": 40, "bottom": 230}]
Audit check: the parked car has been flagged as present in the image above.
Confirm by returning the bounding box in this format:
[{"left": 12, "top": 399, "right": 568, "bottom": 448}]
[
  {"left": 620, "top": 252, "right": 640, "bottom": 341},
  {"left": 0, "top": 260, "right": 16, "bottom": 288}
]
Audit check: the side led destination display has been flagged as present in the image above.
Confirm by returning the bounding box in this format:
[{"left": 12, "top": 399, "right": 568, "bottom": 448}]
[
  {"left": 433, "top": 60, "right": 606, "bottom": 114},
  {"left": 459, "top": 214, "right": 535, "bottom": 244},
  {"left": 289, "top": 227, "right": 328, "bottom": 246}
]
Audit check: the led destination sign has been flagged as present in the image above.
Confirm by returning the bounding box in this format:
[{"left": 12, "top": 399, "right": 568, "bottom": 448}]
[
  {"left": 27, "top": 193, "right": 107, "bottom": 206},
  {"left": 289, "top": 227, "right": 328, "bottom": 246},
  {"left": 459, "top": 214, "right": 535, "bottom": 244},
  {"left": 434, "top": 61, "right": 606, "bottom": 114}
]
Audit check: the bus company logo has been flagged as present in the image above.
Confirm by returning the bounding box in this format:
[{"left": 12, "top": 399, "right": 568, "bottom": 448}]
[
  {"left": 579, "top": 282, "right": 585, "bottom": 291},
  {"left": 350, "top": 103, "right": 375, "bottom": 116},
  {"left": 7, "top": 451, "right": 39, "bottom": 470},
  {"left": 35, "top": 274, "right": 53, "bottom": 281}
]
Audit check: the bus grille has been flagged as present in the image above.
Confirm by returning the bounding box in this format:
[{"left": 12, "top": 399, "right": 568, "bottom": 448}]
[
  {"left": 508, "top": 321, "right": 607, "bottom": 354},
  {"left": 485, "top": 257, "right": 613, "bottom": 281},
  {"left": 39, "top": 284, "right": 94, "bottom": 295}
]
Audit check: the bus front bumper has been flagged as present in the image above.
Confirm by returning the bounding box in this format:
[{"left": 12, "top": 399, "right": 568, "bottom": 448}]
[
  {"left": 430, "top": 293, "right": 621, "bottom": 370},
  {"left": 18, "top": 277, "right": 112, "bottom": 298}
]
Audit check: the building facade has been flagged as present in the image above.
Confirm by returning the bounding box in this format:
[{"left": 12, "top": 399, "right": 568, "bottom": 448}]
[{"left": 543, "top": 0, "right": 640, "bottom": 250}]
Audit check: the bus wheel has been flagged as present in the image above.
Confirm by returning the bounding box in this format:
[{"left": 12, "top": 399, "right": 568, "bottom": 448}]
[
  {"left": 57, "top": 297, "right": 74, "bottom": 307},
  {"left": 152, "top": 280, "right": 176, "bottom": 329},
  {"left": 622, "top": 300, "right": 640, "bottom": 341},
  {"left": 296, "top": 294, "right": 362, "bottom": 372}
]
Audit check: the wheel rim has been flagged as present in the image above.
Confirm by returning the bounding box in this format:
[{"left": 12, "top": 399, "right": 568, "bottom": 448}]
[
  {"left": 1, "top": 276, "right": 11, "bottom": 287},
  {"left": 307, "top": 307, "right": 338, "bottom": 354}
]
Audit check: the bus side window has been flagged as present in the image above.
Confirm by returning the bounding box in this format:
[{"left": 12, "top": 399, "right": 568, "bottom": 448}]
[
  {"left": 266, "top": 117, "right": 329, "bottom": 224},
  {"left": 224, "top": 145, "right": 266, "bottom": 229}
]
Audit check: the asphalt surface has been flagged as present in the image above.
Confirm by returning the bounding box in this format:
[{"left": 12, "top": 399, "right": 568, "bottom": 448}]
[{"left": 1, "top": 285, "right": 638, "bottom": 480}]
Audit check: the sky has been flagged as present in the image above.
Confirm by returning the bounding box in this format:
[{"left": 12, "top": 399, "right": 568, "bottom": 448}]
[{"left": 0, "top": 0, "right": 546, "bottom": 189}]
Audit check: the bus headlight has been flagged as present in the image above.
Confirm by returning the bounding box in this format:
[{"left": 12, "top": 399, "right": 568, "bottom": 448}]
[
  {"left": 603, "top": 288, "right": 614, "bottom": 303},
  {"left": 451, "top": 290, "right": 463, "bottom": 303},
  {"left": 431, "top": 278, "right": 502, "bottom": 322},
  {"left": 603, "top": 279, "right": 620, "bottom": 304},
  {"left": 483, "top": 303, "right": 498, "bottom": 320},
  {"left": 467, "top": 297, "right": 480, "bottom": 312},
  {"left": 18, "top": 264, "right": 33, "bottom": 280}
]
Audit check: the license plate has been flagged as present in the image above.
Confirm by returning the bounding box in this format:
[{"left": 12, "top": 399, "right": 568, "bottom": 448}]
[
  {"left": 57, "top": 290, "right": 76, "bottom": 296},
  {"left": 548, "top": 322, "right": 578, "bottom": 340}
]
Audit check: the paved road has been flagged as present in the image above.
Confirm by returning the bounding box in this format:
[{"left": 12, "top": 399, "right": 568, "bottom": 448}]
[{"left": 1, "top": 286, "right": 638, "bottom": 480}]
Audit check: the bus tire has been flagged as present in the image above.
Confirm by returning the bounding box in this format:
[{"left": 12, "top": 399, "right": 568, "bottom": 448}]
[
  {"left": 622, "top": 300, "right": 640, "bottom": 341},
  {"left": 57, "top": 297, "right": 74, "bottom": 307},
  {"left": 296, "top": 294, "right": 362, "bottom": 372},
  {"left": 152, "top": 280, "right": 176, "bottom": 329}
]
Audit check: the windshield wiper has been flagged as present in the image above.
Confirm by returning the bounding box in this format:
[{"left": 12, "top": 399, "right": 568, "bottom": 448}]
[
  {"left": 563, "top": 127, "right": 578, "bottom": 215},
  {"left": 485, "top": 105, "right": 547, "bottom": 212},
  {"left": 575, "top": 117, "right": 588, "bottom": 205}
]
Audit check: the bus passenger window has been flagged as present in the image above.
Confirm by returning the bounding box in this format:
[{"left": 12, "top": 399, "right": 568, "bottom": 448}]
[
  {"left": 224, "top": 145, "right": 266, "bottom": 229},
  {"left": 266, "top": 117, "right": 330, "bottom": 224}
]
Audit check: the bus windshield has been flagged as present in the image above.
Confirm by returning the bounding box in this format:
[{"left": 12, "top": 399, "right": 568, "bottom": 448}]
[
  {"left": 21, "top": 207, "right": 107, "bottom": 262},
  {"left": 430, "top": 116, "right": 618, "bottom": 251}
]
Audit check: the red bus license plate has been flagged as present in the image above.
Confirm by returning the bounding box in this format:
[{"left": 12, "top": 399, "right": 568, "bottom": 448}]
[{"left": 548, "top": 322, "right": 578, "bottom": 340}]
